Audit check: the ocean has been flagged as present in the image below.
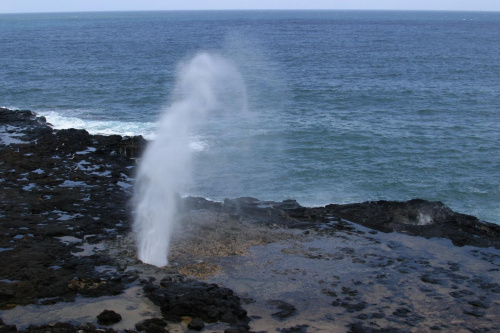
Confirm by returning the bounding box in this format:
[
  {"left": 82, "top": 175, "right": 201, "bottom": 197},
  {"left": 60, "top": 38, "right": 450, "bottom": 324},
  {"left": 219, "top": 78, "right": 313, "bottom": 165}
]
[{"left": 1, "top": 10, "right": 499, "bottom": 223}]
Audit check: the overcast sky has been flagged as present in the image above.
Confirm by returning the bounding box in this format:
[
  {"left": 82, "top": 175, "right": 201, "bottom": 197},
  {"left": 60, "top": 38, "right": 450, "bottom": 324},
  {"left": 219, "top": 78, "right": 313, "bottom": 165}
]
[{"left": 1, "top": 0, "right": 499, "bottom": 14}]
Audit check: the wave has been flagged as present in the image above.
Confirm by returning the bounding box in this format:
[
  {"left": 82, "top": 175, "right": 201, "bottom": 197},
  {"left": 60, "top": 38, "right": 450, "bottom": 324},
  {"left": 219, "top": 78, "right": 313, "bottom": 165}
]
[
  {"left": 38, "top": 111, "right": 157, "bottom": 139},
  {"left": 37, "top": 111, "right": 210, "bottom": 152}
]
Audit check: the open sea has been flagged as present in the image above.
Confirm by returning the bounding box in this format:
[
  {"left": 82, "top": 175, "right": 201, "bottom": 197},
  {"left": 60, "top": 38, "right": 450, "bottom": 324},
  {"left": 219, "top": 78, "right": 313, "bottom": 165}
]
[{"left": 1, "top": 10, "right": 499, "bottom": 223}]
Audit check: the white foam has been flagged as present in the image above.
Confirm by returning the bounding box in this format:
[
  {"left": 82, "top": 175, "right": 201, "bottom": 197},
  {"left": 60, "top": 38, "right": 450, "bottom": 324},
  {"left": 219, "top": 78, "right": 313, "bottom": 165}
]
[
  {"left": 37, "top": 111, "right": 209, "bottom": 151},
  {"left": 38, "top": 111, "right": 157, "bottom": 139},
  {"left": 417, "top": 212, "right": 433, "bottom": 225}
]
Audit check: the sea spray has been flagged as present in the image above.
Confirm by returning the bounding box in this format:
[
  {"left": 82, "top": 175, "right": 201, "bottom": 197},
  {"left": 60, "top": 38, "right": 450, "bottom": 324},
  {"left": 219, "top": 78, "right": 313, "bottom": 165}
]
[{"left": 133, "top": 52, "right": 247, "bottom": 267}]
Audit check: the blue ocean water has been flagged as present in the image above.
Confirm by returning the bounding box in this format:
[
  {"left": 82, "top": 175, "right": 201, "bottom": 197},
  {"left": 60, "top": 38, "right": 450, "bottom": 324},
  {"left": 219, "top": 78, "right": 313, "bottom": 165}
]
[{"left": 1, "top": 10, "right": 499, "bottom": 223}]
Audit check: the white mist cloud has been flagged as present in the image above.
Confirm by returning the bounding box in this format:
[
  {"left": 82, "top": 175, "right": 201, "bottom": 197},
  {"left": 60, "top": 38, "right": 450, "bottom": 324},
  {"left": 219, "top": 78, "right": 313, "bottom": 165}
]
[{"left": 133, "top": 52, "right": 247, "bottom": 267}]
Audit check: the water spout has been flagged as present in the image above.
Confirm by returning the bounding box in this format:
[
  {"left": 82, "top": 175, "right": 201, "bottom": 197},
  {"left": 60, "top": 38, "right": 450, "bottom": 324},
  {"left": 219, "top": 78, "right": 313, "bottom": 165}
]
[{"left": 133, "top": 52, "right": 247, "bottom": 266}]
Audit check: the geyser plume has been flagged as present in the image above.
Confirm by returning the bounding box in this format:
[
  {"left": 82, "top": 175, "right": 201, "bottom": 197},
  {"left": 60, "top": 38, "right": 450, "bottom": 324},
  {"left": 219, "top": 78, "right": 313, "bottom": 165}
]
[{"left": 133, "top": 52, "right": 247, "bottom": 267}]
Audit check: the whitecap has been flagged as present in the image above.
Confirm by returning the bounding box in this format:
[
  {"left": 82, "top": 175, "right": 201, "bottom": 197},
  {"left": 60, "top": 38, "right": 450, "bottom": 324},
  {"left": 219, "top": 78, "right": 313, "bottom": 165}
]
[{"left": 37, "top": 111, "right": 156, "bottom": 139}]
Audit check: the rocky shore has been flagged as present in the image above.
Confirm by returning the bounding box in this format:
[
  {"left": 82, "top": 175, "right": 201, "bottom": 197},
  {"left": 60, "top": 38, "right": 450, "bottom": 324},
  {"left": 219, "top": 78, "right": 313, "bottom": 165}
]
[{"left": 0, "top": 107, "right": 499, "bottom": 333}]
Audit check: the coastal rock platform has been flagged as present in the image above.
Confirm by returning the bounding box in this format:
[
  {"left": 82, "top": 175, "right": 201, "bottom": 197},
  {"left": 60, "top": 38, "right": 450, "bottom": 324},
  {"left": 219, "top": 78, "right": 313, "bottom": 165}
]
[{"left": 0, "top": 108, "right": 499, "bottom": 332}]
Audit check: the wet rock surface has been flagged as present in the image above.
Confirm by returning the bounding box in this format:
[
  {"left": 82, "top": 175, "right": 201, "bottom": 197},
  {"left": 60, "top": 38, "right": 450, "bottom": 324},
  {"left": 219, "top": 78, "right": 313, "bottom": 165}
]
[
  {"left": 1, "top": 108, "right": 499, "bottom": 332},
  {"left": 135, "top": 318, "right": 169, "bottom": 333},
  {"left": 0, "top": 108, "right": 143, "bottom": 310},
  {"left": 183, "top": 195, "right": 500, "bottom": 249},
  {"left": 143, "top": 277, "right": 250, "bottom": 329},
  {"left": 321, "top": 199, "right": 500, "bottom": 248},
  {"left": 97, "top": 309, "right": 122, "bottom": 325}
]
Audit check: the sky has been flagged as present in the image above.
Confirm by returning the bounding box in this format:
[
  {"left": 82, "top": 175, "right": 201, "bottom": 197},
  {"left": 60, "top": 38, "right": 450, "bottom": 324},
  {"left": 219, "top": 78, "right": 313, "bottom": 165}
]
[{"left": 0, "top": 0, "right": 499, "bottom": 13}]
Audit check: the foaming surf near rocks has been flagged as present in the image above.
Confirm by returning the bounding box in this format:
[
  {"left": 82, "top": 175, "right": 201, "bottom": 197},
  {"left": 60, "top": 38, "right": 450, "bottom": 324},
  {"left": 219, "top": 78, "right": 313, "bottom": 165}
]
[{"left": 0, "top": 107, "right": 499, "bottom": 332}]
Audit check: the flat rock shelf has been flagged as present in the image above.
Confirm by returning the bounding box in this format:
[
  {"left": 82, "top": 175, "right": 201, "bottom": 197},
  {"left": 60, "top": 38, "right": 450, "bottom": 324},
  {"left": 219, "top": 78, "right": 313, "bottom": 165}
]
[{"left": 0, "top": 108, "right": 499, "bottom": 333}]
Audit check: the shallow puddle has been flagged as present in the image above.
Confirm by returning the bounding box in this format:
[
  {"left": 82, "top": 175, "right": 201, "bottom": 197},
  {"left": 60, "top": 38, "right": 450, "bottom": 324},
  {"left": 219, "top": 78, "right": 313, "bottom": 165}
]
[
  {"left": 206, "top": 224, "right": 500, "bottom": 332},
  {"left": 0, "top": 285, "right": 161, "bottom": 330}
]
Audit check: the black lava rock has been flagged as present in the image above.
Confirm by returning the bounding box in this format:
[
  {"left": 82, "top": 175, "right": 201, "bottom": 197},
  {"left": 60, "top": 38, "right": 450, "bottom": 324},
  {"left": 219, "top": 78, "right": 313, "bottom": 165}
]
[
  {"left": 187, "top": 318, "right": 205, "bottom": 331},
  {"left": 143, "top": 278, "right": 250, "bottom": 327},
  {"left": 135, "top": 318, "right": 168, "bottom": 333},
  {"left": 97, "top": 309, "right": 122, "bottom": 325}
]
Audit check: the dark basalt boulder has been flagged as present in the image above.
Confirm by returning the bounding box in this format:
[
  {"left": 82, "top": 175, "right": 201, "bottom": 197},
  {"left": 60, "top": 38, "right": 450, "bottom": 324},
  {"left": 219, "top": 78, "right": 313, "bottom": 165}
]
[
  {"left": 187, "top": 318, "right": 204, "bottom": 331},
  {"left": 143, "top": 277, "right": 250, "bottom": 329},
  {"left": 135, "top": 318, "right": 169, "bottom": 333},
  {"left": 96, "top": 309, "right": 122, "bottom": 325}
]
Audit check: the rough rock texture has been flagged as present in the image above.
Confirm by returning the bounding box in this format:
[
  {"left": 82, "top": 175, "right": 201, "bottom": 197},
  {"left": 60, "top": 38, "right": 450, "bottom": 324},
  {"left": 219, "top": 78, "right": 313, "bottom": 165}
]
[
  {"left": 1, "top": 108, "right": 499, "bottom": 333},
  {"left": 321, "top": 199, "right": 500, "bottom": 248},
  {"left": 96, "top": 310, "right": 122, "bottom": 325},
  {"left": 143, "top": 276, "right": 250, "bottom": 330},
  {"left": 135, "top": 318, "right": 169, "bottom": 333},
  {"left": 0, "top": 108, "right": 144, "bottom": 309},
  {"left": 183, "top": 196, "right": 500, "bottom": 249},
  {"left": 187, "top": 317, "right": 204, "bottom": 331}
]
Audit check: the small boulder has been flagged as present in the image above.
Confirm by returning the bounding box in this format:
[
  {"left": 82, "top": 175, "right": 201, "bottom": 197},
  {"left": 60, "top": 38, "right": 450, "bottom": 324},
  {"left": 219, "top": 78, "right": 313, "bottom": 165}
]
[
  {"left": 187, "top": 318, "right": 205, "bottom": 331},
  {"left": 135, "top": 318, "right": 168, "bottom": 333},
  {"left": 97, "top": 309, "right": 122, "bottom": 325}
]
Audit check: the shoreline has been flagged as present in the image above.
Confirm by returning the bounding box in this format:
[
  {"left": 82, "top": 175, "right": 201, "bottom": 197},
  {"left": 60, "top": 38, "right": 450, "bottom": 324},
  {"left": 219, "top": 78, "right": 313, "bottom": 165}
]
[{"left": 1, "top": 107, "right": 499, "bottom": 332}]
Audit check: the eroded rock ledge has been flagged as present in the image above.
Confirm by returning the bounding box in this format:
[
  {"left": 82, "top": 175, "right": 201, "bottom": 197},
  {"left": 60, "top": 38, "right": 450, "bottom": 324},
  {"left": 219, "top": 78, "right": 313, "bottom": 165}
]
[{"left": 183, "top": 196, "right": 500, "bottom": 249}]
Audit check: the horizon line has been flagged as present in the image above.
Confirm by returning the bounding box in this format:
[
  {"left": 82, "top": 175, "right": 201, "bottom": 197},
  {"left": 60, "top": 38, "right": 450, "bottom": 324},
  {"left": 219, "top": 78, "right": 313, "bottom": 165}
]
[{"left": 1, "top": 8, "right": 500, "bottom": 15}]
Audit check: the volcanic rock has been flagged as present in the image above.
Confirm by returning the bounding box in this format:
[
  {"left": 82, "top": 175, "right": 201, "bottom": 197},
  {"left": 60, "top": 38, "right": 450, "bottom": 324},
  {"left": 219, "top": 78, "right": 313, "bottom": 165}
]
[
  {"left": 143, "top": 277, "right": 249, "bottom": 328},
  {"left": 135, "top": 318, "right": 168, "bottom": 333},
  {"left": 1, "top": 108, "right": 499, "bottom": 332},
  {"left": 96, "top": 309, "right": 122, "bottom": 325},
  {"left": 187, "top": 317, "right": 205, "bottom": 331}
]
